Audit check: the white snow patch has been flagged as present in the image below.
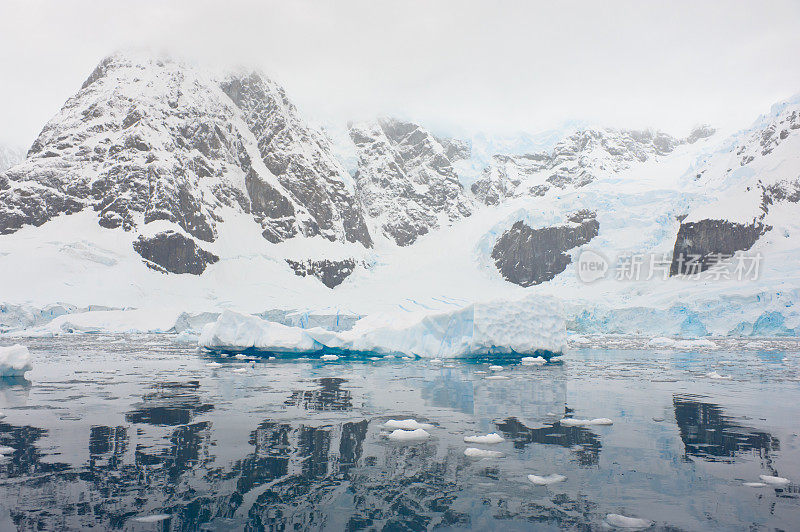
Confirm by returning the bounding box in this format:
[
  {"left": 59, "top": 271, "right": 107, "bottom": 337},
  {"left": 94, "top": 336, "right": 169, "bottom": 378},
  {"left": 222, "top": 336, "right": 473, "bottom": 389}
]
[
  {"left": 528, "top": 473, "right": 567, "bottom": 485},
  {"left": 0, "top": 345, "right": 32, "bottom": 377},
  {"left": 384, "top": 419, "right": 434, "bottom": 430},
  {"left": 560, "top": 418, "right": 613, "bottom": 426},
  {"left": 386, "top": 428, "right": 430, "bottom": 442},
  {"left": 759, "top": 474, "right": 790, "bottom": 485},
  {"left": 605, "top": 513, "right": 653, "bottom": 529},
  {"left": 463, "top": 433, "right": 505, "bottom": 444},
  {"left": 134, "top": 514, "right": 171, "bottom": 523},
  {"left": 464, "top": 447, "right": 503, "bottom": 458}
]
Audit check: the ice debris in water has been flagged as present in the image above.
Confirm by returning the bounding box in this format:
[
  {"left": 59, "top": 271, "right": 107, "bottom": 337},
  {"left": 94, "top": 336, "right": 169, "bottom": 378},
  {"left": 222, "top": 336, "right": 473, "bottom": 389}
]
[
  {"left": 759, "top": 474, "right": 790, "bottom": 485},
  {"left": 528, "top": 474, "right": 567, "bottom": 485},
  {"left": 134, "top": 514, "right": 171, "bottom": 523},
  {"left": 384, "top": 419, "right": 434, "bottom": 430},
  {"left": 320, "top": 354, "right": 340, "bottom": 361},
  {"left": 232, "top": 367, "right": 248, "bottom": 373},
  {"left": 706, "top": 371, "right": 732, "bottom": 380},
  {"left": 464, "top": 447, "right": 503, "bottom": 458},
  {"left": 560, "top": 418, "right": 613, "bottom": 426},
  {"left": 605, "top": 513, "right": 653, "bottom": 529},
  {"left": 489, "top": 365, "right": 503, "bottom": 371},
  {"left": 386, "top": 429, "right": 430, "bottom": 442},
  {"left": 485, "top": 375, "right": 510, "bottom": 380},
  {"left": 464, "top": 433, "right": 505, "bottom": 444},
  {"left": 647, "top": 337, "right": 717, "bottom": 350},
  {"left": 521, "top": 356, "right": 547, "bottom": 365},
  {"left": 199, "top": 295, "right": 566, "bottom": 358},
  {"left": 743, "top": 482, "right": 767, "bottom": 487},
  {"left": 0, "top": 446, "right": 15, "bottom": 455},
  {"left": 0, "top": 344, "right": 32, "bottom": 377},
  {"left": 0, "top": 412, "right": 6, "bottom": 420},
  {"left": 429, "top": 358, "right": 442, "bottom": 364},
  {"left": 206, "top": 362, "right": 222, "bottom": 368}
]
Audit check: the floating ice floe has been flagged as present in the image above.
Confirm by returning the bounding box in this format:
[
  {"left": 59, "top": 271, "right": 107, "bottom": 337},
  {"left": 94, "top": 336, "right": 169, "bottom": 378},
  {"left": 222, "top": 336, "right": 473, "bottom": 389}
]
[
  {"left": 174, "top": 331, "right": 199, "bottom": 344},
  {"left": 485, "top": 375, "right": 510, "bottom": 380},
  {"left": 489, "top": 365, "right": 504, "bottom": 371},
  {"left": 0, "top": 412, "right": 5, "bottom": 420},
  {"left": 134, "top": 514, "right": 171, "bottom": 523},
  {"left": 759, "top": 474, "right": 790, "bottom": 485},
  {"left": 528, "top": 473, "right": 567, "bottom": 485},
  {"left": 605, "top": 513, "right": 653, "bottom": 529},
  {"left": 464, "top": 433, "right": 505, "bottom": 444},
  {"left": 521, "top": 356, "right": 547, "bottom": 365},
  {"left": 706, "top": 371, "right": 732, "bottom": 380},
  {"left": 560, "top": 418, "right": 613, "bottom": 426},
  {"left": 232, "top": 367, "right": 248, "bottom": 373},
  {"left": 205, "top": 362, "right": 222, "bottom": 368},
  {"left": 383, "top": 419, "right": 434, "bottom": 430},
  {"left": 320, "top": 354, "right": 340, "bottom": 361},
  {"left": 464, "top": 447, "right": 503, "bottom": 458},
  {"left": 0, "top": 344, "right": 32, "bottom": 377},
  {"left": 386, "top": 428, "right": 430, "bottom": 442},
  {"left": 0, "top": 446, "right": 15, "bottom": 455},
  {"left": 743, "top": 482, "right": 767, "bottom": 487},
  {"left": 647, "top": 337, "right": 717, "bottom": 350},
  {"left": 199, "top": 295, "right": 566, "bottom": 359}
]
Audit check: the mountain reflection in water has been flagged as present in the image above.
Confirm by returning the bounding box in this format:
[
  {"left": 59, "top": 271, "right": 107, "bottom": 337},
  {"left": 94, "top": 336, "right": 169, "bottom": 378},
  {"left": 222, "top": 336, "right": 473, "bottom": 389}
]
[{"left": 0, "top": 335, "right": 799, "bottom": 531}]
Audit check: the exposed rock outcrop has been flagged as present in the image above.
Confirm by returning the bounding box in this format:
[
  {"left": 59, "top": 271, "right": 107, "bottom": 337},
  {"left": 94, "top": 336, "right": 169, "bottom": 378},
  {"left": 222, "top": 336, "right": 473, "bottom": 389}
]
[
  {"left": 285, "top": 258, "right": 359, "bottom": 288},
  {"left": 133, "top": 231, "right": 219, "bottom": 275},
  {"left": 349, "top": 118, "right": 473, "bottom": 246},
  {"left": 492, "top": 210, "right": 599, "bottom": 286},
  {"left": 669, "top": 219, "right": 769, "bottom": 276}
]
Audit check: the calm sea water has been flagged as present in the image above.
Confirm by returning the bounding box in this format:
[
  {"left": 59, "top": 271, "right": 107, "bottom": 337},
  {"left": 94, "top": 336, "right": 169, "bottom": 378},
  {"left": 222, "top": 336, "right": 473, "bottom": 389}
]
[{"left": 0, "top": 335, "right": 799, "bottom": 531}]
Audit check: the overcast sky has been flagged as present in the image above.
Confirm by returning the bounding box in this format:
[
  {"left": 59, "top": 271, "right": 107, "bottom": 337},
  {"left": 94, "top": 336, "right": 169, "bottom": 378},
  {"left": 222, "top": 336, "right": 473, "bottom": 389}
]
[{"left": 1, "top": 0, "right": 799, "bottom": 146}]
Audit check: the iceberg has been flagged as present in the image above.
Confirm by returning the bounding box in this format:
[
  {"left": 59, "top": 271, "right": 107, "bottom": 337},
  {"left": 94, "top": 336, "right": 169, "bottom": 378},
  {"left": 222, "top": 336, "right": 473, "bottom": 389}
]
[
  {"left": 199, "top": 295, "right": 566, "bottom": 359},
  {"left": 0, "top": 344, "right": 32, "bottom": 377}
]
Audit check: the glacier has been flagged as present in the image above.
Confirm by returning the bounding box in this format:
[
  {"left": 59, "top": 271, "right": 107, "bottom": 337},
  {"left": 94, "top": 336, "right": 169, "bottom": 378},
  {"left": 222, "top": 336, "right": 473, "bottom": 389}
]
[{"left": 199, "top": 294, "right": 566, "bottom": 358}]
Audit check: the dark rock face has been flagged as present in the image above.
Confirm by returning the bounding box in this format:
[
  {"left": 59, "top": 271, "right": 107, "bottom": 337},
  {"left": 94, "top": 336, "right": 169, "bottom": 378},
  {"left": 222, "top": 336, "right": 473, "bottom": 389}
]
[
  {"left": 0, "top": 53, "right": 371, "bottom": 248},
  {"left": 285, "top": 259, "right": 359, "bottom": 288},
  {"left": 349, "top": 118, "right": 472, "bottom": 246},
  {"left": 492, "top": 211, "right": 599, "bottom": 287},
  {"left": 133, "top": 231, "right": 219, "bottom": 275},
  {"left": 669, "top": 219, "right": 768, "bottom": 276}
]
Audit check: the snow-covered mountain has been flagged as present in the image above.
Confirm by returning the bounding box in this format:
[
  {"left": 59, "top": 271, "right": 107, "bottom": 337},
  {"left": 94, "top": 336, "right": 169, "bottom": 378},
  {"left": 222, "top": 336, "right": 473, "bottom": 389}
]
[
  {"left": 0, "top": 144, "right": 24, "bottom": 172},
  {"left": 0, "top": 52, "right": 371, "bottom": 276},
  {"left": 1, "top": 51, "right": 799, "bottom": 339},
  {"left": 471, "top": 126, "right": 715, "bottom": 205},
  {"left": 348, "top": 118, "right": 473, "bottom": 246}
]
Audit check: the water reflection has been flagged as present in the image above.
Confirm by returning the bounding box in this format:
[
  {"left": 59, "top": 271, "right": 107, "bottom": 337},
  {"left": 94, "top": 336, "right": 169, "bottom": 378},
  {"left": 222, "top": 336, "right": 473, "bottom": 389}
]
[
  {"left": 285, "top": 377, "right": 353, "bottom": 411},
  {"left": 126, "top": 380, "right": 214, "bottom": 426},
  {"left": 673, "top": 394, "right": 779, "bottom": 462},
  {"left": 495, "top": 415, "right": 602, "bottom": 466}
]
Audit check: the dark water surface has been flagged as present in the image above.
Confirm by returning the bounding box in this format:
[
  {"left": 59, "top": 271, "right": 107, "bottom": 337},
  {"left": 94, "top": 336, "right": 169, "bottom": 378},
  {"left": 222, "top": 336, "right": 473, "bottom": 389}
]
[{"left": 0, "top": 335, "right": 799, "bottom": 531}]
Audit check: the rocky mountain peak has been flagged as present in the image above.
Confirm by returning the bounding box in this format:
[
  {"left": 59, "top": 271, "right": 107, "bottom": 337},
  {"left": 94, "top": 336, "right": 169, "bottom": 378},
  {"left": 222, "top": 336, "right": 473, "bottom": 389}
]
[{"left": 348, "top": 117, "right": 473, "bottom": 246}]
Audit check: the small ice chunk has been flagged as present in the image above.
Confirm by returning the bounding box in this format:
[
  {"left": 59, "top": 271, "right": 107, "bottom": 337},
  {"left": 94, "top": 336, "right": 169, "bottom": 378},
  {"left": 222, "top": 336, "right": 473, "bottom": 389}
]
[
  {"left": 0, "top": 412, "right": 6, "bottom": 420},
  {"left": 234, "top": 354, "right": 247, "bottom": 360},
  {"left": 528, "top": 473, "right": 566, "bottom": 485},
  {"left": 464, "top": 447, "right": 503, "bottom": 458},
  {"left": 386, "top": 428, "right": 430, "bottom": 442},
  {"left": 134, "top": 514, "right": 170, "bottom": 523},
  {"left": 521, "top": 356, "right": 547, "bottom": 365},
  {"left": 369, "top": 356, "right": 381, "bottom": 361},
  {"left": 489, "top": 365, "right": 504, "bottom": 371},
  {"left": 320, "top": 354, "right": 339, "bottom": 361},
  {"left": 743, "top": 482, "right": 767, "bottom": 487},
  {"left": 652, "top": 417, "right": 664, "bottom": 422},
  {"left": 485, "top": 375, "right": 509, "bottom": 380},
  {"left": 268, "top": 356, "right": 276, "bottom": 360},
  {"left": 232, "top": 367, "right": 248, "bottom": 373},
  {"left": 384, "top": 419, "right": 434, "bottom": 430},
  {"left": 759, "top": 474, "right": 790, "bottom": 485},
  {"left": 464, "top": 433, "right": 505, "bottom": 444},
  {"left": 0, "top": 344, "right": 32, "bottom": 377},
  {"left": 429, "top": 359, "right": 442, "bottom": 364},
  {"left": 206, "top": 362, "right": 222, "bottom": 368},
  {"left": 401, "top": 356, "right": 413, "bottom": 360},
  {"left": 605, "top": 514, "right": 653, "bottom": 529},
  {"left": 706, "top": 371, "right": 732, "bottom": 380},
  {"left": 560, "top": 418, "right": 613, "bottom": 426},
  {"left": 0, "top": 446, "right": 14, "bottom": 454}
]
